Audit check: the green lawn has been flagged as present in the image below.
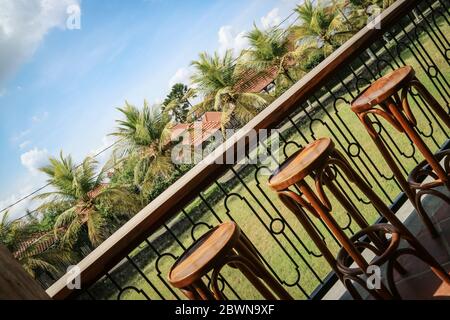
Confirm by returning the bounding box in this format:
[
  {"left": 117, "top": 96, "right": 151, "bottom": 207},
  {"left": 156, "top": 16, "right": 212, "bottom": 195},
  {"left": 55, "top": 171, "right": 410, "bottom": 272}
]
[{"left": 97, "top": 16, "right": 450, "bottom": 300}]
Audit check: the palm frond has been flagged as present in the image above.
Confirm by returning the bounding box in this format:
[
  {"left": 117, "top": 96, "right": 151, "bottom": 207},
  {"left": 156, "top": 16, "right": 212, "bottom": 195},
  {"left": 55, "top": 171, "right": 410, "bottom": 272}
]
[{"left": 86, "top": 210, "right": 106, "bottom": 247}]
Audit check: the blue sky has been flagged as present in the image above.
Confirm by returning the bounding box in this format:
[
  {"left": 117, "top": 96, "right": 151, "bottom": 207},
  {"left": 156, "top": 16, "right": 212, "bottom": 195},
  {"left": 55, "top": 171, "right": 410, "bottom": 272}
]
[{"left": 0, "top": 0, "right": 299, "bottom": 219}]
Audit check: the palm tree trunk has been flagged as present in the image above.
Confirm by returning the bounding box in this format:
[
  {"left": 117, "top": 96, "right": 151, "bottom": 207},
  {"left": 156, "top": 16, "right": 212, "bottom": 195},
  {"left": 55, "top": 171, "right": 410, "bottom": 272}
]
[
  {"left": 337, "top": 6, "right": 356, "bottom": 30},
  {"left": 283, "top": 68, "right": 295, "bottom": 85},
  {"left": 185, "top": 98, "right": 193, "bottom": 108}
]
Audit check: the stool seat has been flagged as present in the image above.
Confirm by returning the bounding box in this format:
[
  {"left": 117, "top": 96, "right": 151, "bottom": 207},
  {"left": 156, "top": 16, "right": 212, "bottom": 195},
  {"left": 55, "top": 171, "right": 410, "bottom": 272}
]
[
  {"left": 167, "top": 221, "right": 293, "bottom": 300},
  {"left": 168, "top": 222, "right": 240, "bottom": 288},
  {"left": 268, "top": 138, "right": 334, "bottom": 191},
  {"left": 351, "top": 66, "right": 415, "bottom": 113}
]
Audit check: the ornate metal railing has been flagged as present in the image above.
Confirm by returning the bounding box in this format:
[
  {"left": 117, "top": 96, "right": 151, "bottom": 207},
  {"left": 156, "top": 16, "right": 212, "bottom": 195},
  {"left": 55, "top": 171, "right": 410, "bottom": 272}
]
[{"left": 47, "top": 0, "right": 450, "bottom": 300}]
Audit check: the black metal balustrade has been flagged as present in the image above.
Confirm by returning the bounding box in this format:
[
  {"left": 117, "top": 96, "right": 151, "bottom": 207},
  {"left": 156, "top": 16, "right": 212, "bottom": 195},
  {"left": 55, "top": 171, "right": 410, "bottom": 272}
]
[{"left": 47, "top": 0, "right": 450, "bottom": 300}]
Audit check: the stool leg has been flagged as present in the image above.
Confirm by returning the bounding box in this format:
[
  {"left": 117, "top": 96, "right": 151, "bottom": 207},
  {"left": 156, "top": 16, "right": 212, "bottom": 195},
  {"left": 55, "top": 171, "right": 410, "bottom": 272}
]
[
  {"left": 181, "top": 285, "right": 202, "bottom": 300},
  {"left": 335, "top": 150, "right": 450, "bottom": 285},
  {"left": 322, "top": 175, "right": 370, "bottom": 229},
  {"left": 324, "top": 176, "right": 384, "bottom": 245},
  {"left": 234, "top": 257, "right": 278, "bottom": 300},
  {"left": 410, "top": 79, "right": 450, "bottom": 128},
  {"left": 209, "top": 253, "right": 279, "bottom": 300},
  {"left": 298, "top": 181, "right": 369, "bottom": 270},
  {"left": 192, "top": 279, "right": 216, "bottom": 300},
  {"left": 278, "top": 193, "right": 363, "bottom": 299},
  {"left": 342, "top": 277, "right": 363, "bottom": 300},
  {"left": 239, "top": 232, "right": 265, "bottom": 273},
  {"left": 235, "top": 237, "right": 293, "bottom": 300},
  {"left": 323, "top": 176, "right": 408, "bottom": 275},
  {"left": 210, "top": 267, "right": 227, "bottom": 300},
  {"left": 342, "top": 275, "right": 388, "bottom": 300},
  {"left": 360, "top": 117, "right": 439, "bottom": 237},
  {"left": 415, "top": 190, "right": 443, "bottom": 238},
  {"left": 297, "top": 181, "right": 394, "bottom": 299},
  {"left": 387, "top": 99, "right": 449, "bottom": 186}
]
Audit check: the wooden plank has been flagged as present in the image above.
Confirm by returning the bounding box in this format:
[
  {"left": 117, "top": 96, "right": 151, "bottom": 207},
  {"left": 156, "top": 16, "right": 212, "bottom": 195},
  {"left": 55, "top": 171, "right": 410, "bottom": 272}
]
[
  {"left": 0, "top": 245, "right": 50, "bottom": 300},
  {"left": 47, "top": 0, "right": 421, "bottom": 299}
]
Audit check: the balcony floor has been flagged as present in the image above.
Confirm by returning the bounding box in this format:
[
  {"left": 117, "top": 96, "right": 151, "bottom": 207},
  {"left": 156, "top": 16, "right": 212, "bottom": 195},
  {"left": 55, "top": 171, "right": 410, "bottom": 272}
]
[
  {"left": 324, "top": 187, "right": 450, "bottom": 300},
  {"left": 393, "top": 201, "right": 450, "bottom": 299}
]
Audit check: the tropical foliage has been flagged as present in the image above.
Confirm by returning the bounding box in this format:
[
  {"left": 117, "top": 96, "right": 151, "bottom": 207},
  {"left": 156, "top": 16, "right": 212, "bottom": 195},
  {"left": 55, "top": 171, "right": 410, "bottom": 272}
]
[
  {"left": 36, "top": 153, "right": 138, "bottom": 248},
  {"left": 111, "top": 101, "right": 174, "bottom": 195},
  {"left": 242, "top": 26, "right": 297, "bottom": 83},
  {"left": 1, "top": 0, "right": 393, "bottom": 283},
  {"left": 291, "top": 0, "right": 359, "bottom": 57},
  {"left": 190, "top": 50, "right": 272, "bottom": 127},
  {"left": 162, "top": 83, "right": 193, "bottom": 123},
  {"left": 0, "top": 211, "right": 72, "bottom": 278}
]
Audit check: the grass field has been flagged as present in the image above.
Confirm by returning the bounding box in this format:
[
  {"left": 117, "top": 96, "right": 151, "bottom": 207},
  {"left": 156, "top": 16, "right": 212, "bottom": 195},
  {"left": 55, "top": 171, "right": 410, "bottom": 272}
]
[{"left": 95, "top": 16, "right": 450, "bottom": 300}]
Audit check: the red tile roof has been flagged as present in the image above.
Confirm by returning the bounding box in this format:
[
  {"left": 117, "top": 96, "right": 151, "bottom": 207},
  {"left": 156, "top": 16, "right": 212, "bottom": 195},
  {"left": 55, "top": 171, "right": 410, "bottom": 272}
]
[
  {"left": 202, "top": 111, "right": 222, "bottom": 123},
  {"left": 87, "top": 183, "right": 108, "bottom": 199},
  {"left": 234, "top": 66, "right": 279, "bottom": 93},
  {"left": 170, "top": 112, "right": 222, "bottom": 147},
  {"left": 190, "top": 121, "right": 221, "bottom": 148},
  {"left": 170, "top": 123, "right": 191, "bottom": 141},
  {"left": 13, "top": 228, "right": 65, "bottom": 260}
]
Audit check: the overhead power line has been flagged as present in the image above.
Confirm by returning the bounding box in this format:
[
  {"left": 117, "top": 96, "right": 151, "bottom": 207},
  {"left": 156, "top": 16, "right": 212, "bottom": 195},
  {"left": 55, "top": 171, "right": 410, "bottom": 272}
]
[
  {"left": 0, "top": 138, "right": 124, "bottom": 217},
  {"left": 1, "top": 4, "right": 304, "bottom": 218}
]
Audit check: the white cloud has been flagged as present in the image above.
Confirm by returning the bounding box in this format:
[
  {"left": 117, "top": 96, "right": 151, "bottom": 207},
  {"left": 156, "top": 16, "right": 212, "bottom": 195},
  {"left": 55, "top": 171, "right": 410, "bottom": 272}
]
[
  {"left": 0, "top": 0, "right": 80, "bottom": 86},
  {"left": 168, "top": 67, "right": 193, "bottom": 88},
  {"left": 20, "top": 148, "right": 49, "bottom": 174},
  {"left": 31, "top": 111, "right": 49, "bottom": 123},
  {"left": 261, "top": 8, "right": 281, "bottom": 30},
  {"left": 218, "top": 25, "right": 249, "bottom": 56},
  {"left": 19, "top": 140, "right": 31, "bottom": 149},
  {"left": 0, "top": 176, "right": 47, "bottom": 221}
]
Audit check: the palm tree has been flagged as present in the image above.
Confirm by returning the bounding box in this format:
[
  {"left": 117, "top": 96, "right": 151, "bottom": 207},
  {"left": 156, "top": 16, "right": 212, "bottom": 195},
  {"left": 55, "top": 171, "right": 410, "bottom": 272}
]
[
  {"left": 292, "top": 0, "right": 358, "bottom": 57},
  {"left": 241, "top": 25, "right": 313, "bottom": 85},
  {"left": 110, "top": 101, "right": 174, "bottom": 194},
  {"left": 162, "top": 83, "right": 194, "bottom": 123},
  {"left": 190, "top": 50, "right": 271, "bottom": 127},
  {"left": 0, "top": 211, "right": 72, "bottom": 278},
  {"left": 347, "top": 0, "right": 395, "bottom": 27},
  {"left": 379, "top": 0, "right": 395, "bottom": 8},
  {"left": 36, "top": 153, "right": 138, "bottom": 248},
  {"left": 349, "top": 0, "right": 394, "bottom": 9}
]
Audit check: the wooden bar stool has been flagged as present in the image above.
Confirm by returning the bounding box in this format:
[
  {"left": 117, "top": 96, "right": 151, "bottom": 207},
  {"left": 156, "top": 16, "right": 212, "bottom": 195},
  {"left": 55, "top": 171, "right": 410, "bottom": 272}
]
[
  {"left": 351, "top": 65, "right": 450, "bottom": 237},
  {"left": 268, "top": 138, "right": 450, "bottom": 299},
  {"left": 168, "top": 221, "right": 293, "bottom": 300}
]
